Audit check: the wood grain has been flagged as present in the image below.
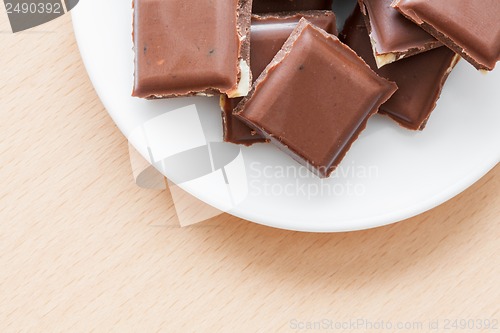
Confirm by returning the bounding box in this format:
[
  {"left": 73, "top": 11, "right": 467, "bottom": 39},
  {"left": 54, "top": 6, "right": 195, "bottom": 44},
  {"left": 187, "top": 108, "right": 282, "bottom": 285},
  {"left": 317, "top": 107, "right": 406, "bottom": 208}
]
[{"left": 0, "top": 13, "right": 498, "bottom": 333}]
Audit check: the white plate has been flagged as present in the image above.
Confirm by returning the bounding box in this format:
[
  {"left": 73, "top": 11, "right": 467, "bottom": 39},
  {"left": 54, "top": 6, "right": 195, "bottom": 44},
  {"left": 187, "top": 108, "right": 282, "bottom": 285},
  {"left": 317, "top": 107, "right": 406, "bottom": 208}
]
[{"left": 72, "top": 0, "right": 499, "bottom": 232}]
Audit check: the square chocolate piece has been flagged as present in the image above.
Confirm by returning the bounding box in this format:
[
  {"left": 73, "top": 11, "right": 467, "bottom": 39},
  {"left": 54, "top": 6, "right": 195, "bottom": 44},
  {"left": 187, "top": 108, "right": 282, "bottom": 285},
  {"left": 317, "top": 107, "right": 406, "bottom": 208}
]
[
  {"left": 341, "top": 6, "right": 460, "bottom": 130},
  {"left": 234, "top": 19, "right": 397, "bottom": 177},
  {"left": 252, "top": 0, "right": 333, "bottom": 14},
  {"left": 393, "top": 0, "right": 500, "bottom": 71},
  {"left": 132, "top": 0, "right": 252, "bottom": 99},
  {"left": 357, "top": 0, "right": 441, "bottom": 68},
  {"left": 221, "top": 11, "right": 337, "bottom": 145}
]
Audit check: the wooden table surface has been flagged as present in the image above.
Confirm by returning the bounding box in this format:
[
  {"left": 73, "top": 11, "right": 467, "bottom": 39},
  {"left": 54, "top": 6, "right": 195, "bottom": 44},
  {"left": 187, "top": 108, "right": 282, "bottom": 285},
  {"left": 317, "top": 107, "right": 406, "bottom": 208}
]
[{"left": 1, "top": 13, "right": 499, "bottom": 333}]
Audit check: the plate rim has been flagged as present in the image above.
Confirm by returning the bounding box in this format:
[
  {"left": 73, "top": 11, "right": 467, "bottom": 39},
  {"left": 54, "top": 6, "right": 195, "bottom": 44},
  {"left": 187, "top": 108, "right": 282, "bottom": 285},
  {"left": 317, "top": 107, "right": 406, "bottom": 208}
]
[{"left": 70, "top": 7, "right": 499, "bottom": 232}]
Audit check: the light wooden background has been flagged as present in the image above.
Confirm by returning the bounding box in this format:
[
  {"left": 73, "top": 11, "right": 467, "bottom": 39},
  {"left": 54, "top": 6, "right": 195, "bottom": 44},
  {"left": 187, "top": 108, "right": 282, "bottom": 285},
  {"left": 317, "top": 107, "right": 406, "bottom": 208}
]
[{"left": 0, "top": 12, "right": 499, "bottom": 333}]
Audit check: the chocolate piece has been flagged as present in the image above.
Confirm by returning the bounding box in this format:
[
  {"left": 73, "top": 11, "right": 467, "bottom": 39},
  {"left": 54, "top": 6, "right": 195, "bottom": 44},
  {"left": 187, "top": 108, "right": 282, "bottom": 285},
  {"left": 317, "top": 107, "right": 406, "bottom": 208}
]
[
  {"left": 250, "top": 12, "right": 337, "bottom": 79},
  {"left": 357, "top": 0, "right": 441, "bottom": 68},
  {"left": 341, "top": 7, "right": 460, "bottom": 130},
  {"left": 252, "top": 0, "right": 333, "bottom": 13},
  {"left": 393, "top": 0, "right": 500, "bottom": 71},
  {"left": 132, "top": 0, "right": 252, "bottom": 99},
  {"left": 221, "top": 11, "right": 337, "bottom": 145},
  {"left": 234, "top": 19, "right": 397, "bottom": 177},
  {"left": 221, "top": 98, "right": 267, "bottom": 144}
]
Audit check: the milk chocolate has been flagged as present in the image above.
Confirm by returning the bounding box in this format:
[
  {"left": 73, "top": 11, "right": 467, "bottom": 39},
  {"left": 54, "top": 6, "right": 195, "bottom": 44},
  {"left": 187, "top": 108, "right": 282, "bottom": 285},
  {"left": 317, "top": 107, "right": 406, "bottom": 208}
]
[
  {"left": 252, "top": 0, "right": 333, "bottom": 14},
  {"left": 341, "top": 7, "right": 460, "bottom": 130},
  {"left": 393, "top": 0, "right": 500, "bottom": 71},
  {"left": 221, "top": 11, "right": 337, "bottom": 145},
  {"left": 357, "top": 0, "right": 441, "bottom": 68},
  {"left": 234, "top": 19, "right": 397, "bottom": 177},
  {"left": 132, "top": 0, "right": 252, "bottom": 99}
]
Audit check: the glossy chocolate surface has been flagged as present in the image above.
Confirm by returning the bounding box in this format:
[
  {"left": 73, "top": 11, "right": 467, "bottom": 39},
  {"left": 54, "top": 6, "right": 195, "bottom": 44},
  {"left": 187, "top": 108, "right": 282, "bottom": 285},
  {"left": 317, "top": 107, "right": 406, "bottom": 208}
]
[
  {"left": 393, "top": 0, "right": 500, "bottom": 71},
  {"left": 132, "top": 0, "right": 251, "bottom": 99},
  {"left": 358, "top": 0, "right": 441, "bottom": 67},
  {"left": 252, "top": 0, "right": 333, "bottom": 13},
  {"left": 222, "top": 11, "right": 337, "bottom": 145},
  {"left": 341, "top": 7, "right": 459, "bottom": 130},
  {"left": 235, "top": 19, "right": 397, "bottom": 177},
  {"left": 250, "top": 12, "right": 337, "bottom": 79}
]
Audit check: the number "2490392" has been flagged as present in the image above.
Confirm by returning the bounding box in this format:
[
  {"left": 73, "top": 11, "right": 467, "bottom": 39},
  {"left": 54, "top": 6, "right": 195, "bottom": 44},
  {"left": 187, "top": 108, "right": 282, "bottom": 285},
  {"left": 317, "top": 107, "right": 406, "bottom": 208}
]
[{"left": 5, "top": 2, "right": 62, "bottom": 14}]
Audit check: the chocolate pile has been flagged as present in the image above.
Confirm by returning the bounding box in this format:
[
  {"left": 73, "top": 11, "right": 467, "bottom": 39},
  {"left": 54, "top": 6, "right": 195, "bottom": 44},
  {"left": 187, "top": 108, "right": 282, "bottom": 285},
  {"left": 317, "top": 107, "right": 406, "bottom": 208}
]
[{"left": 132, "top": 0, "right": 500, "bottom": 178}]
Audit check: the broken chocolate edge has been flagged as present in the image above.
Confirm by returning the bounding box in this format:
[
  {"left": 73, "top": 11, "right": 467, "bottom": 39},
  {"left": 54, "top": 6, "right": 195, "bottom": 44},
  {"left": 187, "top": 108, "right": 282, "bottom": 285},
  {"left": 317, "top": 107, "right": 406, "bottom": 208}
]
[
  {"left": 391, "top": 0, "right": 494, "bottom": 71},
  {"left": 221, "top": 10, "right": 338, "bottom": 146},
  {"left": 358, "top": 0, "right": 441, "bottom": 68},
  {"left": 380, "top": 53, "right": 461, "bottom": 130},
  {"left": 219, "top": 95, "right": 269, "bottom": 145},
  {"left": 131, "top": 0, "right": 253, "bottom": 99}
]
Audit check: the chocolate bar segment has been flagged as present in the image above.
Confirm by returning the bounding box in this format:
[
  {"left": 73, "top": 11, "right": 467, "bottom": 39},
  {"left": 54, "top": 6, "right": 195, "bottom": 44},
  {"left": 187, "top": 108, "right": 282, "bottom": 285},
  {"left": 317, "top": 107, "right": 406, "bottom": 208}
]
[
  {"left": 222, "top": 11, "right": 337, "bottom": 145},
  {"left": 250, "top": 12, "right": 337, "bottom": 79},
  {"left": 252, "top": 0, "right": 333, "bottom": 14},
  {"left": 341, "top": 6, "right": 460, "bottom": 130},
  {"left": 132, "top": 0, "right": 252, "bottom": 99},
  {"left": 235, "top": 19, "right": 397, "bottom": 177},
  {"left": 357, "top": 0, "right": 441, "bottom": 68},
  {"left": 393, "top": 0, "right": 500, "bottom": 71}
]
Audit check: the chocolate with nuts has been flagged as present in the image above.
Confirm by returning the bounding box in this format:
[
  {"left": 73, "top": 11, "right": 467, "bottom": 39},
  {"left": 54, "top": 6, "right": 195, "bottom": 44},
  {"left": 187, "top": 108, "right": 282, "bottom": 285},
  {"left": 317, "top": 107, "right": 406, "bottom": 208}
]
[{"left": 132, "top": 0, "right": 252, "bottom": 99}]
